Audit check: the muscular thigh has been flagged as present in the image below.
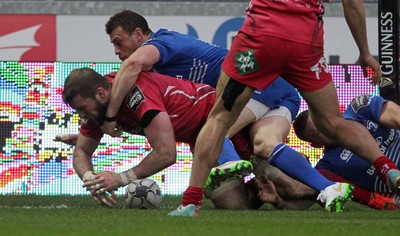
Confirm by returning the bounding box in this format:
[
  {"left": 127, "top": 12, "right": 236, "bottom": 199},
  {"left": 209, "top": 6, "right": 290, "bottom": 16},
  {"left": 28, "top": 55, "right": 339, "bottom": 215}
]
[
  {"left": 249, "top": 108, "right": 292, "bottom": 157},
  {"left": 300, "top": 81, "right": 342, "bottom": 132},
  {"left": 250, "top": 107, "right": 292, "bottom": 145}
]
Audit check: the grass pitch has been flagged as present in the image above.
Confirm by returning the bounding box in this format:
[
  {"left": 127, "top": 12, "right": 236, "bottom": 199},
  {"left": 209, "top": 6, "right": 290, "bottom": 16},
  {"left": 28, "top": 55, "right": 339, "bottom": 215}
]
[{"left": 0, "top": 195, "right": 399, "bottom": 236}]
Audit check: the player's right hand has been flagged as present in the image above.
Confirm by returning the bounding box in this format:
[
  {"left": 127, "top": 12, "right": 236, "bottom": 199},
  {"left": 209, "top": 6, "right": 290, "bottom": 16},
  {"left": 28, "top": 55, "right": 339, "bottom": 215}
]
[
  {"left": 82, "top": 171, "right": 118, "bottom": 207},
  {"left": 358, "top": 53, "right": 382, "bottom": 86}
]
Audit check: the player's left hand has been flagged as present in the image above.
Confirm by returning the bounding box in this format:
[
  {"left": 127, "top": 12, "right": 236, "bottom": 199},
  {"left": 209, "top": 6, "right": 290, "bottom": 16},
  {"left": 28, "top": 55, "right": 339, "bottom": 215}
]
[
  {"left": 359, "top": 53, "right": 382, "bottom": 86},
  {"left": 83, "top": 171, "right": 121, "bottom": 194},
  {"left": 101, "top": 121, "right": 123, "bottom": 137}
]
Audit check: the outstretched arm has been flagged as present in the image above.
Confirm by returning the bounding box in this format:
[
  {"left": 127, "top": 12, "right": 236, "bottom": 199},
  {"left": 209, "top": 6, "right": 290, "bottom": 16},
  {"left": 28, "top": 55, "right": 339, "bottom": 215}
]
[
  {"left": 86, "top": 112, "right": 177, "bottom": 190},
  {"left": 133, "top": 111, "right": 177, "bottom": 177},
  {"left": 342, "top": 0, "right": 382, "bottom": 85},
  {"left": 73, "top": 134, "right": 99, "bottom": 179},
  {"left": 101, "top": 45, "right": 160, "bottom": 136},
  {"left": 74, "top": 134, "right": 117, "bottom": 207}
]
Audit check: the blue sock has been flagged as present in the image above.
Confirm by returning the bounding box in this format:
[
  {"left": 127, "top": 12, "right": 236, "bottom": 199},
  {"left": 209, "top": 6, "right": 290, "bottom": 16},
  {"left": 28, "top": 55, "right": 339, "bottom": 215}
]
[
  {"left": 269, "top": 144, "right": 334, "bottom": 191},
  {"left": 217, "top": 137, "right": 241, "bottom": 165}
]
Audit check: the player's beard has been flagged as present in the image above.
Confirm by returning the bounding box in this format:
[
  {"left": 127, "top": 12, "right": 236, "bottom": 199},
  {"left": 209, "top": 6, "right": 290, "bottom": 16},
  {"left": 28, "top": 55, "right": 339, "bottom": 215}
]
[{"left": 93, "top": 100, "right": 108, "bottom": 126}]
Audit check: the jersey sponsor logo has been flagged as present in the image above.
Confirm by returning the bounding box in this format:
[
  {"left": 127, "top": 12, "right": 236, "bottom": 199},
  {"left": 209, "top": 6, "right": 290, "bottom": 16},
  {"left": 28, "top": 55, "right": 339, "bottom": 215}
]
[
  {"left": 340, "top": 149, "right": 353, "bottom": 162},
  {"left": 310, "top": 57, "right": 328, "bottom": 80},
  {"left": 235, "top": 49, "right": 259, "bottom": 75},
  {"left": 126, "top": 86, "right": 145, "bottom": 112},
  {"left": 366, "top": 165, "right": 375, "bottom": 176},
  {"left": 365, "top": 120, "right": 379, "bottom": 132},
  {"left": 378, "top": 129, "right": 396, "bottom": 154},
  {"left": 350, "top": 95, "right": 371, "bottom": 113}
]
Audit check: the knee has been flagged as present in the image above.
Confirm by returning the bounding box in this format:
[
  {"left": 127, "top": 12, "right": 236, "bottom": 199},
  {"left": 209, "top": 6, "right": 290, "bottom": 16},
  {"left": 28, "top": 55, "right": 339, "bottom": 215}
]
[{"left": 253, "top": 140, "right": 279, "bottom": 158}]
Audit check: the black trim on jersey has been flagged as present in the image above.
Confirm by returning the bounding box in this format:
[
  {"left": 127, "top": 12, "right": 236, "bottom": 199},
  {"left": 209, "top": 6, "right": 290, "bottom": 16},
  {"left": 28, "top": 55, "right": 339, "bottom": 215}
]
[{"left": 141, "top": 110, "right": 161, "bottom": 128}]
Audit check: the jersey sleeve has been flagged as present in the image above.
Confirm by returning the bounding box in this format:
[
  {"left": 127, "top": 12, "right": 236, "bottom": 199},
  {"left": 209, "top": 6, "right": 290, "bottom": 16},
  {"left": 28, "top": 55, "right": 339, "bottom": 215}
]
[
  {"left": 125, "top": 83, "right": 166, "bottom": 124},
  {"left": 79, "top": 119, "right": 103, "bottom": 142},
  {"left": 144, "top": 36, "right": 178, "bottom": 67},
  {"left": 343, "top": 95, "right": 388, "bottom": 123},
  {"left": 104, "top": 72, "right": 117, "bottom": 79}
]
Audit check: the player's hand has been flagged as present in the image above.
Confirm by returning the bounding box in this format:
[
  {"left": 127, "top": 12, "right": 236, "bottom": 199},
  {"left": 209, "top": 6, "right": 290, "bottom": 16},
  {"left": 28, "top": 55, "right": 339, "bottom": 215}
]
[
  {"left": 358, "top": 53, "right": 382, "bottom": 86},
  {"left": 54, "top": 134, "right": 78, "bottom": 145},
  {"left": 101, "top": 121, "right": 123, "bottom": 137},
  {"left": 254, "top": 175, "right": 278, "bottom": 204},
  {"left": 91, "top": 189, "right": 118, "bottom": 207},
  {"left": 83, "top": 171, "right": 122, "bottom": 193},
  {"left": 82, "top": 171, "right": 118, "bottom": 207}
]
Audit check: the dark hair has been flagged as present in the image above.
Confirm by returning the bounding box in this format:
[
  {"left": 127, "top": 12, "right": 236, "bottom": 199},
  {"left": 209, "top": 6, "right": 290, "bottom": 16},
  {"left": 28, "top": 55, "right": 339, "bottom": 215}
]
[
  {"left": 105, "top": 10, "right": 152, "bottom": 35},
  {"left": 292, "top": 110, "right": 310, "bottom": 142},
  {"left": 62, "top": 68, "right": 110, "bottom": 106}
]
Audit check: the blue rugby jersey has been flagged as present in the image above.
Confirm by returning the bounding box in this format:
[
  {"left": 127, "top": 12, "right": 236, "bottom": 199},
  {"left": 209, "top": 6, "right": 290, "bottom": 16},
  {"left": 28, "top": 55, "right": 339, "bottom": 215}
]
[
  {"left": 315, "top": 95, "right": 400, "bottom": 193},
  {"left": 144, "top": 29, "right": 226, "bottom": 87},
  {"left": 143, "top": 29, "right": 300, "bottom": 117}
]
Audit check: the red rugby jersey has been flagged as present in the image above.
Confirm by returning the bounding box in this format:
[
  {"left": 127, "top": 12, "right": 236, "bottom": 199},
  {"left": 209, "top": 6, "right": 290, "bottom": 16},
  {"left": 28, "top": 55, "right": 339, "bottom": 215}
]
[{"left": 80, "top": 71, "right": 216, "bottom": 146}]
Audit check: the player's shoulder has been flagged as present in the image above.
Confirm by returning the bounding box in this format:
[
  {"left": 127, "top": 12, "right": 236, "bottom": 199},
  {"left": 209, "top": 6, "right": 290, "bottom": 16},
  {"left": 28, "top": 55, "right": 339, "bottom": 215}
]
[
  {"left": 349, "top": 95, "right": 386, "bottom": 113},
  {"left": 148, "top": 28, "right": 186, "bottom": 42},
  {"left": 349, "top": 95, "right": 373, "bottom": 111}
]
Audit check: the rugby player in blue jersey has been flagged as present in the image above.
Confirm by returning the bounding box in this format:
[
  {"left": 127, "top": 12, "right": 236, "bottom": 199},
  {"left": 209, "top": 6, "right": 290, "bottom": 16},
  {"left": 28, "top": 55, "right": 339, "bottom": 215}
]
[
  {"left": 207, "top": 95, "right": 400, "bottom": 211},
  {"left": 293, "top": 95, "right": 400, "bottom": 209}
]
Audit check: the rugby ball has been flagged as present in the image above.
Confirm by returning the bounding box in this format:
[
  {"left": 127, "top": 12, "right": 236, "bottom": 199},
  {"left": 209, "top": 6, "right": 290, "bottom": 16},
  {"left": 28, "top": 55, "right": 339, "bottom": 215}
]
[{"left": 125, "top": 178, "right": 162, "bottom": 209}]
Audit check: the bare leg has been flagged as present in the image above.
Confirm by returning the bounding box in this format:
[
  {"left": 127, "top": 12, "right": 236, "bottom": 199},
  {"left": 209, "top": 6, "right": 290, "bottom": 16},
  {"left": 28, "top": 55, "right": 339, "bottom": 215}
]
[
  {"left": 189, "top": 75, "right": 255, "bottom": 188},
  {"left": 300, "top": 81, "right": 382, "bottom": 163},
  {"left": 226, "top": 106, "right": 257, "bottom": 138},
  {"left": 249, "top": 115, "right": 290, "bottom": 158}
]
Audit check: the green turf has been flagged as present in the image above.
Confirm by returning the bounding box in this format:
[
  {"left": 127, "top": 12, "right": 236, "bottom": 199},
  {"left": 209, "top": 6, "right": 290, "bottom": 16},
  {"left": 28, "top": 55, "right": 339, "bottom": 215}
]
[{"left": 0, "top": 195, "right": 399, "bottom": 236}]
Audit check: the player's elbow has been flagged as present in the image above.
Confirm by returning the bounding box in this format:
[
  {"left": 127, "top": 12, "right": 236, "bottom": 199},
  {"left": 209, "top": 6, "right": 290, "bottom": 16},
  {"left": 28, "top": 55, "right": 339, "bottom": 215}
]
[
  {"left": 161, "top": 151, "right": 177, "bottom": 167},
  {"left": 166, "top": 155, "right": 177, "bottom": 166}
]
